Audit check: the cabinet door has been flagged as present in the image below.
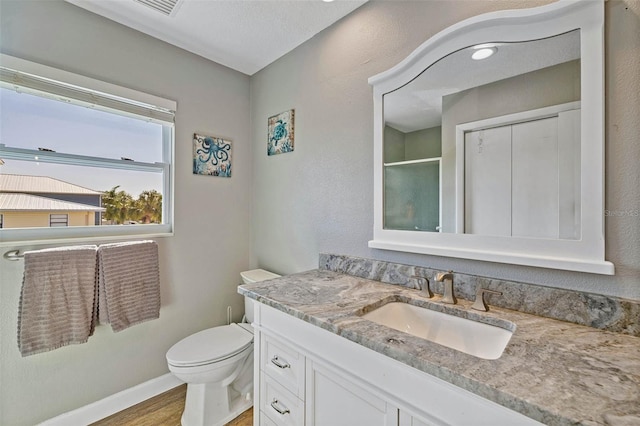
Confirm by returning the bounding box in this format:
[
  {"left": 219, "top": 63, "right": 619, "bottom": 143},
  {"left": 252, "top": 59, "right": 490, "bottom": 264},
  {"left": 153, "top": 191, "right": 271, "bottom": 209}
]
[
  {"left": 399, "top": 410, "right": 443, "bottom": 426},
  {"left": 305, "top": 360, "right": 398, "bottom": 426},
  {"left": 260, "top": 411, "right": 279, "bottom": 426}
]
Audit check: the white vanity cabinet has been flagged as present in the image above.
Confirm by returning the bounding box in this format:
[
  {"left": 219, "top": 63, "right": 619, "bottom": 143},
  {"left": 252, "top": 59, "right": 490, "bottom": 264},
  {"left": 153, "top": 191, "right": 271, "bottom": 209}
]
[
  {"left": 306, "top": 359, "right": 399, "bottom": 426},
  {"left": 258, "top": 332, "right": 397, "bottom": 426},
  {"left": 398, "top": 412, "right": 432, "bottom": 426},
  {"left": 259, "top": 333, "right": 305, "bottom": 425},
  {"left": 253, "top": 303, "right": 542, "bottom": 426}
]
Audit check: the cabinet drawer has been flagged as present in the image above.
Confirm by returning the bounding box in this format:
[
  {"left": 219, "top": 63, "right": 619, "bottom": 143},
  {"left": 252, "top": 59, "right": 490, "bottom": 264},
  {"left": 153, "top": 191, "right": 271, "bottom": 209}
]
[
  {"left": 261, "top": 333, "right": 305, "bottom": 398},
  {"left": 261, "top": 373, "right": 304, "bottom": 426},
  {"left": 260, "top": 411, "right": 279, "bottom": 426}
]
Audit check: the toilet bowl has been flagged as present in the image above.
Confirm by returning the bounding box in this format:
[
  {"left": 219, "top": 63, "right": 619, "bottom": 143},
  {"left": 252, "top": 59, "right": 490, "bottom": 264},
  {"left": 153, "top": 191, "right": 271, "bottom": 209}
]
[{"left": 166, "top": 269, "right": 280, "bottom": 426}]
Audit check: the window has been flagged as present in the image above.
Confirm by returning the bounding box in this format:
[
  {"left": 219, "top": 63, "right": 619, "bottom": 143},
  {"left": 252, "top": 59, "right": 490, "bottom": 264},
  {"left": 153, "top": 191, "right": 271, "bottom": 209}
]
[
  {"left": 0, "top": 214, "right": 3, "bottom": 229},
  {"left": 49, "top": 214, "right": 69, "bottom": 227},
  {"left": 0, "top": 54, "right": 175, "bottom": 244}
]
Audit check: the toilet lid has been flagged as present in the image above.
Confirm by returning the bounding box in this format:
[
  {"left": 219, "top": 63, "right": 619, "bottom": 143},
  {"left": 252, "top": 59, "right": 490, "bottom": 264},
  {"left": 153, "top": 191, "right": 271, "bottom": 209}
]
[{"left": 166, "top": 324, "right": 253, "bottom": 367}]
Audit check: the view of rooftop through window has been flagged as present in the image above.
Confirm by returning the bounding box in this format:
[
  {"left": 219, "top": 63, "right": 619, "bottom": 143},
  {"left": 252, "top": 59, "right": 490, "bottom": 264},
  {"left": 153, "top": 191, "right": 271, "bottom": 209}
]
[{"left": 0, "top": 86, "right": 166, "bottom": 228}]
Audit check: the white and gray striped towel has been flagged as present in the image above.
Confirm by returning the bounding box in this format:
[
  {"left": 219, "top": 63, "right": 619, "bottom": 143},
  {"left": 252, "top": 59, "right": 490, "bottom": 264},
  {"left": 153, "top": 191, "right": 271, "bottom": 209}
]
[
  {"left": 97, "top": 240, "right": 161, "bottom": 332},
  {"left": 17, "top": 245, "right": 99, "bottom": 357}
]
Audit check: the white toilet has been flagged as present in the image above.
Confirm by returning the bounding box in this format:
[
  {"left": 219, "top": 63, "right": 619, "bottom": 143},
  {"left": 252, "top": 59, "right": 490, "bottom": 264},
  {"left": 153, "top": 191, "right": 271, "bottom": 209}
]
[{"left": 166, "top": 269, "right": 280, "bottom": 426}]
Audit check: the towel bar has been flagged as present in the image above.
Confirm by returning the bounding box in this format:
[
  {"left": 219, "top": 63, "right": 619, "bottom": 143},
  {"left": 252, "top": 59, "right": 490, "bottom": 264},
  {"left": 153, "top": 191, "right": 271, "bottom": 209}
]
[{"left": 3, "top": 250, "right": 24, "bottom": 261}]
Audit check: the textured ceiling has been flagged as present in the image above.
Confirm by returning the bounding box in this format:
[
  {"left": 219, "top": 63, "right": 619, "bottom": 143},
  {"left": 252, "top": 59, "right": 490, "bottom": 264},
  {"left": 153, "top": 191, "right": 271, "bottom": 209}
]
[{"left": 64, "top": 0, "right": 368, "bottom": 75}]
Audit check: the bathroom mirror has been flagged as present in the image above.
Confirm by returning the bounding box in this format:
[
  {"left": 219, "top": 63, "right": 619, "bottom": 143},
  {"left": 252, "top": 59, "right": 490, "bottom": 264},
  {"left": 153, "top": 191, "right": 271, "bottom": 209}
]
[{"left": 369, "top": 0, "right": 613, "bottom": 274}]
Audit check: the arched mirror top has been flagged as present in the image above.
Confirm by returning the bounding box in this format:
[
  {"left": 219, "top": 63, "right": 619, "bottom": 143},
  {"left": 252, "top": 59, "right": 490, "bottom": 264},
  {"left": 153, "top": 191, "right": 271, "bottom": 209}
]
[
  {"left": 370, "top": 0, "right": 599, "bottom": 94},
  {"left": 369, "top": 0, "right": 613, "bottom": 275}
]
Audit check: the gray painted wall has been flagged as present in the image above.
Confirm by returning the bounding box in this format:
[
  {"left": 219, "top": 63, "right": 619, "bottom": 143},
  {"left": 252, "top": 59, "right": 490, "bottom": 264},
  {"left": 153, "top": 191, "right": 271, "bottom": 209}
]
[
  {"left": 384, "top": 125, "right": 442, "bottom": 163},
  {"left": 405, "top": 126, "right": 442, "bottom": 161},
  {"left": 0, "top": 1, "right": 251, "bottom": 424},
  {"left": 384, "top": 125, "right": 406, "bottom": 163},
  {"left": 250, "top": 0, "right": 640, "bottom": 300}
]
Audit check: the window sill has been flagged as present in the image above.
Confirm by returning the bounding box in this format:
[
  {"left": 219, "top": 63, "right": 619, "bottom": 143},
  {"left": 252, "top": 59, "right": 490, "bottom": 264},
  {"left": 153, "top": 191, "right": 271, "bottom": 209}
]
[{"left": 0, "top": 224, "right": 173, "bottom": 248}]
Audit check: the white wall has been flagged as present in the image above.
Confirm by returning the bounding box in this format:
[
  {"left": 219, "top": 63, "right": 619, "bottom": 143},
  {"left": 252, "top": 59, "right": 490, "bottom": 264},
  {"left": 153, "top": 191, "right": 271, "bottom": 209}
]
[
  {"left": 250, "top": 0, "right": 640, "bottom": 300},
  {"left": 0, "top": 1, "right": 251, "bottom": 424}
]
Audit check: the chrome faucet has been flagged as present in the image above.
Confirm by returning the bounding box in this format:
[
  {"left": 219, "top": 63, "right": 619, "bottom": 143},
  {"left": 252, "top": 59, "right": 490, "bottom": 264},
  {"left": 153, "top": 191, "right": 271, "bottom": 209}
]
[
  {"left": 410, "top": 275, "right": 433, "bottom": 298},
  {"left": 435, "top": 271, "right": 456, "bottom": 304}
]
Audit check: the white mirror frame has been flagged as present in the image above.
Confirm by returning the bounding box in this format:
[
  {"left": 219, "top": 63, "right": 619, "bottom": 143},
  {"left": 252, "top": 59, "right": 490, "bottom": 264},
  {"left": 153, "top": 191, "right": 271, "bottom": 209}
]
[{"left": 369, "top": 0, "right": 614, "bottom": 275}]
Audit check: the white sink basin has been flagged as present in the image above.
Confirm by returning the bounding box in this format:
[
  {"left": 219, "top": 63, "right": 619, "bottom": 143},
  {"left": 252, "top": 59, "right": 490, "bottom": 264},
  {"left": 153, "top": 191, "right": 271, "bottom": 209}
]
[{"left": 362, "top": 302, "right": 513, "bottom": 360}]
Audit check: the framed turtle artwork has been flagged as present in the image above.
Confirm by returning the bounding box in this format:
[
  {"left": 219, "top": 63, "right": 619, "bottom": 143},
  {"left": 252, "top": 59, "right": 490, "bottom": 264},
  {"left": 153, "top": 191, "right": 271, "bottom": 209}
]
[
  {"left": 193, "top": 133, "right": 232, "bottom": 177},
  {"left": 267, "top": 109, "right": 295, "bottom": 156}
]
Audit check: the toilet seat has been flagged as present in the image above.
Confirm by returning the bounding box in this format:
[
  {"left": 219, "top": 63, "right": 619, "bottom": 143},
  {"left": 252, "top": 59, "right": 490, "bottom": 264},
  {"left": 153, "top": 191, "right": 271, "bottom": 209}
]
[{"left": 167, "top": 324, "right": 253, "bottom": 368}]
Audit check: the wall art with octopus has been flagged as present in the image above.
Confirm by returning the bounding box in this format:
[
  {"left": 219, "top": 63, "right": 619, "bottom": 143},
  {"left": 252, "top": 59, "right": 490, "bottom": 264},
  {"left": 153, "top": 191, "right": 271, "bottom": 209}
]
[
  {"left": 267, "top": 109, "right": 295, "bottom": 156},
  {"left": 193, "top": 133, "right": 232, "bottom": 177}
]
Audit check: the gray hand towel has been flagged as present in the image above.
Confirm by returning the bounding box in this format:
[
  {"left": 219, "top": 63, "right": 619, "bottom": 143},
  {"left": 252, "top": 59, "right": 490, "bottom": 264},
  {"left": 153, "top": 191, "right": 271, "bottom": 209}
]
[
  {"left": 97, "top": 240, "right": 161, "bottom": 332},
  {"left": 17, "top": 245, "right": 98, "bottom": 357}
]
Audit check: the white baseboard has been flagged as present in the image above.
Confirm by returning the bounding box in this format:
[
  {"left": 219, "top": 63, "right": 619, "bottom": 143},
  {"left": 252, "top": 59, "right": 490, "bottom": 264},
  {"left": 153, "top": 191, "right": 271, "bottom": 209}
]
[{"left": 39, "top": 373, "right": 183, "bottom": 425}]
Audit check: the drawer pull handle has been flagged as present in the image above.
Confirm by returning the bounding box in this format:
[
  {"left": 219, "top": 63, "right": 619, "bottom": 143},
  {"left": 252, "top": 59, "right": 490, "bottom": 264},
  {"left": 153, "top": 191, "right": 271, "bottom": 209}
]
[
  {"left": 271, "top": 356, "right": 290, "bottom": 369},
  {"left": 270, "top": 398, "right": 290, "bottom": 415}
]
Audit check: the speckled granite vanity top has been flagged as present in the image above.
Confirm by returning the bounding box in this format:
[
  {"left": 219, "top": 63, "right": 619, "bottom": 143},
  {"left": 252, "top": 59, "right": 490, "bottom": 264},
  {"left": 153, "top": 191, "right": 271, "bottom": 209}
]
[{"left": 239, "top": 269, "right": 640, "bottom": 426}]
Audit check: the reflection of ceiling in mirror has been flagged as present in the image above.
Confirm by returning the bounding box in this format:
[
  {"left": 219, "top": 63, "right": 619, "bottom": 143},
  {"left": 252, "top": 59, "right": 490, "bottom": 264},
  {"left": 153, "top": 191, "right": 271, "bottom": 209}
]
[{"left": 384, "top": 30, "right": 580, "bottom": 133}]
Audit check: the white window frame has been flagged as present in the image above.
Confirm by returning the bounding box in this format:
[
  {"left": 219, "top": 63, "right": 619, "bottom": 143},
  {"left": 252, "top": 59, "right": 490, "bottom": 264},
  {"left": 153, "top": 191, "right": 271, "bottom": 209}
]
[{"left": 0, "top": 54, "right": 175, "bottom": 246}]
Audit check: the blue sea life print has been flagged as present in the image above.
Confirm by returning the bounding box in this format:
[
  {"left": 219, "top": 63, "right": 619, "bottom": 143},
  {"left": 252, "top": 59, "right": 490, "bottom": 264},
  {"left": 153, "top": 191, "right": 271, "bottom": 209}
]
[
  {"left": 270, "top": 120, "right": 287, "bottom": 146},
  {"left": 193, "top": 133, "right": 232, "bottom": 177},
  {"left": 267, "top": 109, "right": 295, "bottom": 156}
]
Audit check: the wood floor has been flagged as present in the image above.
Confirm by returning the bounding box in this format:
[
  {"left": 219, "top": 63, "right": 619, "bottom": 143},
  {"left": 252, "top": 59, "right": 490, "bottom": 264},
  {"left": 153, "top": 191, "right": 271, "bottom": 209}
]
[{"left": 90, "top": 384, "right": 253, "bottom": 426}]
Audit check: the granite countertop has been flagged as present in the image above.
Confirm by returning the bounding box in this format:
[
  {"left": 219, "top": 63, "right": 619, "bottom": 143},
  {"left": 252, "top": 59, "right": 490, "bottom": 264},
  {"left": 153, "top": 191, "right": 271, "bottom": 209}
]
[{"left": 239, "top": 269, "right": 640, "bottom": 426}]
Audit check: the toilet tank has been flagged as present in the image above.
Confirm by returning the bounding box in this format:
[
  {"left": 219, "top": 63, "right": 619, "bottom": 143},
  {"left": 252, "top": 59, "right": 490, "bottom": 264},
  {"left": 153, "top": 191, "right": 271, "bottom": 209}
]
[{"left": 240, "top": 269, "right": 280, "bottom": 323}]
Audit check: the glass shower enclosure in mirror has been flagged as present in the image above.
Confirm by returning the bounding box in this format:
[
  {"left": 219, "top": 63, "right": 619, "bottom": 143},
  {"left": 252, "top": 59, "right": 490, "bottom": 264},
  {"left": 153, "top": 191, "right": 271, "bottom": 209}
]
[
  {"left": 383, "top": 30, "right": 581, "bottom": 239},
  {"left": 370, "top": 0, "right": 613, "bottom": 274}
]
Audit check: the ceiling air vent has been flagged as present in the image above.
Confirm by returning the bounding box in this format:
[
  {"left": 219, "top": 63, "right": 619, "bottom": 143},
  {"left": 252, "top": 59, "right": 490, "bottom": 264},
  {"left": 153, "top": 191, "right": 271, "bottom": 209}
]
[{"left": 133, "top": 0, "right": 183, "bottom": 16}]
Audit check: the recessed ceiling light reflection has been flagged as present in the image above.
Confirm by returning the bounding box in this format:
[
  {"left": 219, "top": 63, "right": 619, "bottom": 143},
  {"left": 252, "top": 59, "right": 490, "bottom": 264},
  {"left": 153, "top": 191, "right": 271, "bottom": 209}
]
[{"left": 471, "top": 46, "right": 497, "bottom": 60}]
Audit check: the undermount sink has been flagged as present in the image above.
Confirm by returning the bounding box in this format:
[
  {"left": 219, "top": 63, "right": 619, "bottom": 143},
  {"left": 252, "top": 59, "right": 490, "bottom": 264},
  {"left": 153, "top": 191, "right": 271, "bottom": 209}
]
[{"left": 361, "top": 302, "right": 513, "bottom": 360}]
